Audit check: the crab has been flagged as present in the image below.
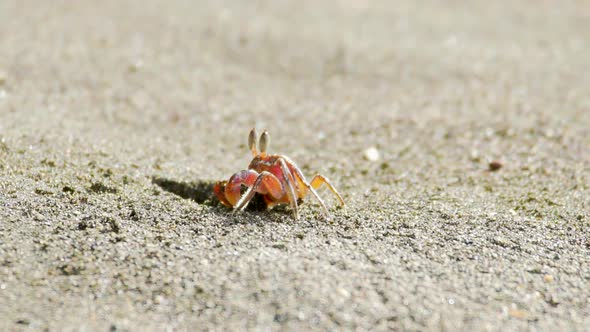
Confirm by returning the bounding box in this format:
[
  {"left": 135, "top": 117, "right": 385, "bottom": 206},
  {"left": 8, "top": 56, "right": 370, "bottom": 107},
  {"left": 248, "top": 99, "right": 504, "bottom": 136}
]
[{"left": 213, "top": 128, "right": 345, "bottom": 220}]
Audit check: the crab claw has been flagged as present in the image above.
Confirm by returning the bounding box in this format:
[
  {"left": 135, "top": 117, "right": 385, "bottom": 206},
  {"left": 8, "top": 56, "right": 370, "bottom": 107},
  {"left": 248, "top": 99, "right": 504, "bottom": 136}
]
[{"left": 213, "top": 181, "right": 231, "bottom": 207}]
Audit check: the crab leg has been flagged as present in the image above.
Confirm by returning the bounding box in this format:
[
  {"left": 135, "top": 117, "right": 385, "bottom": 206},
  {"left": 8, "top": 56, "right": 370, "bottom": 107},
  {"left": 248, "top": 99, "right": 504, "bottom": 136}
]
[
  {"left": 283, "top": 160, "right": 331, "bottom": 220},
  {"left": 310, "top": 174, "right": 346, "bottom": 208},
  {"left": 234, "top": 171, "right": 284, "bottom": 212},
  {"left": 277, "top": 158, "right": 300, "bottom": 219}
]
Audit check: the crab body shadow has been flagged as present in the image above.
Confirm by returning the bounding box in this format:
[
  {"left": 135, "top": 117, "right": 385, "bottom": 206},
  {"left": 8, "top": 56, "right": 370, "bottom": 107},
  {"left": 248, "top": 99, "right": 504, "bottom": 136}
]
[{"left": 213, "top": 128, "right": 345, "bottom": 220}]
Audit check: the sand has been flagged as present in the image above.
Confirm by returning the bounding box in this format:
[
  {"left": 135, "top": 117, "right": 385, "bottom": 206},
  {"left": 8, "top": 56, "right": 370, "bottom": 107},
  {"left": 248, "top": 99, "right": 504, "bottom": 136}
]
[{"left": 1, "top": 0, "right": 589, "bottom": 330}]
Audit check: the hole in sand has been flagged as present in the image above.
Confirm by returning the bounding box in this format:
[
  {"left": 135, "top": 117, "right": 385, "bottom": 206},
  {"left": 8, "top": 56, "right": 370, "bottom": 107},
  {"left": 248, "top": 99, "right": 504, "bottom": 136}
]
[
  {"left": 152, "top": 176, "right": 267, "bottom": 210},
  {"left": 152, "top": 177, "right": 217, "bottom": 205}
]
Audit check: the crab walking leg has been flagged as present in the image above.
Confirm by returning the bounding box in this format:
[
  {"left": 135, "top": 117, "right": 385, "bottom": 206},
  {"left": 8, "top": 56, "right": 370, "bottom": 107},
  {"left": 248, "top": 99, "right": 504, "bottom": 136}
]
[
  {"left": 287, "top": 164, "right": 331, "bottom": 219},
  {"left": 310, "top": 174, "right": 346, "bottom": 208},
  {"left": 234, "top": 171, "right": 284, "bottom": 212},
  {"left": 277, "top": 158, "right": 300, "bottom": 219}
]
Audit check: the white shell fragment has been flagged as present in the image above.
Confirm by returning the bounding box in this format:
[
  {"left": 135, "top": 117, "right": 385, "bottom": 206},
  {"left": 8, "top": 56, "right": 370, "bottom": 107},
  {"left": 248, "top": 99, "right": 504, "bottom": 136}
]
[{"left": 364, "top": 147, "right": 380, "bottom": 162}]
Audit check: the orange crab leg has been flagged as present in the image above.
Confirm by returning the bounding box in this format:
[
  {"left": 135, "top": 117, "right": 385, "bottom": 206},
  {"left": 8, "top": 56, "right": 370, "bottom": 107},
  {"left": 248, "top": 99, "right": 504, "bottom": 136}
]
[
  {"left": 285, "top": 162, "right": 331, "bottom": 219},
  {"left": 277, "top": 158, "right": 299, "bottom": 219},
  {"left": 310, "top": 174, "right": 346, "bottom": 208},
  {"left": 234, "top": 171, "right": 284, "bottom": 212}
]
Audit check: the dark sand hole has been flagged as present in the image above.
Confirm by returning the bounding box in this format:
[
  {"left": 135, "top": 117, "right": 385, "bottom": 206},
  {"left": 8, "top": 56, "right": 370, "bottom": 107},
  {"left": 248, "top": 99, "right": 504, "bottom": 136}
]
[
  {"left": 151, "top": 176, "right": 267, "bottom": 210},
  {"left": 152, "top": 177, "right": 217, "bottom": 205}
]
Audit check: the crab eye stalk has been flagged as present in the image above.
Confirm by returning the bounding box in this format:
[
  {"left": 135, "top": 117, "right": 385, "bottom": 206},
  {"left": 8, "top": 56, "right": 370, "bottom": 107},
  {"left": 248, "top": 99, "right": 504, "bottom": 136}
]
[
  {"left": 248, "top": 128, "right": 258, "bottom": 156},
  {"left": 259, "top": 130, "right": 270, "bottom": 155}
]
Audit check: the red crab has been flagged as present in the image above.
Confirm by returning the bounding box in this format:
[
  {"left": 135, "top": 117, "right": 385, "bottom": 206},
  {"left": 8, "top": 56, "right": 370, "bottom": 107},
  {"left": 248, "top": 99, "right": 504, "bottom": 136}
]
[{"left": 213, "top": 128, "right": 345, "bottom": 220}]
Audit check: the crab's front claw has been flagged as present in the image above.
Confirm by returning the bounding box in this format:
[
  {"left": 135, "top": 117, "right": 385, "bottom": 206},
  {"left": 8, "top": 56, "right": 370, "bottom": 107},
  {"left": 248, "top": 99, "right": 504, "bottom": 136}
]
[{"left": 213, "top": 181, "right": 232, "bottom": 207}]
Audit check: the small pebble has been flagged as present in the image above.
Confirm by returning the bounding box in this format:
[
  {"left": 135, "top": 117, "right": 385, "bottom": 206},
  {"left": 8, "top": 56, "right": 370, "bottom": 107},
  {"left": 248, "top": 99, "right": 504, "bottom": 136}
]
[
  {"left": 128, "top": 59, "right": 144, "bottom": 73},
  {"left": 492, "top": 237, "right": 510, "bottom": 248},
  {"left": 489, "top": 161, "right": 503, "bottom": 171},
  {"left": 543, "top": 274, "right": 554, "bottom": 283},
  {"left": 271, "top": 243, "right": 287, "bottom": 250},
  {"left": 337, "top": 288, "right": 350, "bottom": 298},
  {"left": 527, "top": 266, "right": 543, "bottom": 274},
  {"left": 32, "top": 210, "right": 45, "bottom": 221},
  {"left": 364, "top": 147, "right": 380, "bottom": 162},
  {"left": 508, "top": 308, "right": 529, "bottom": 320}
]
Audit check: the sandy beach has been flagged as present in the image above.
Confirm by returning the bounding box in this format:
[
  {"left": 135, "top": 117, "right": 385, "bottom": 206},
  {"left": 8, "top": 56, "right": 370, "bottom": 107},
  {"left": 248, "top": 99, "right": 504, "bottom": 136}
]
[{"left": 1, "top": 1, "right": 589, "bottom": 330}]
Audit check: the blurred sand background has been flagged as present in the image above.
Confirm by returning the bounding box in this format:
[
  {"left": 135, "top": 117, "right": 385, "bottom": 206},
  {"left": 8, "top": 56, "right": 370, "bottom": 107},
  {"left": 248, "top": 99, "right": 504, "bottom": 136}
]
[{"left": 0, "top": 0, "right": 589, "bottom": 330}]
